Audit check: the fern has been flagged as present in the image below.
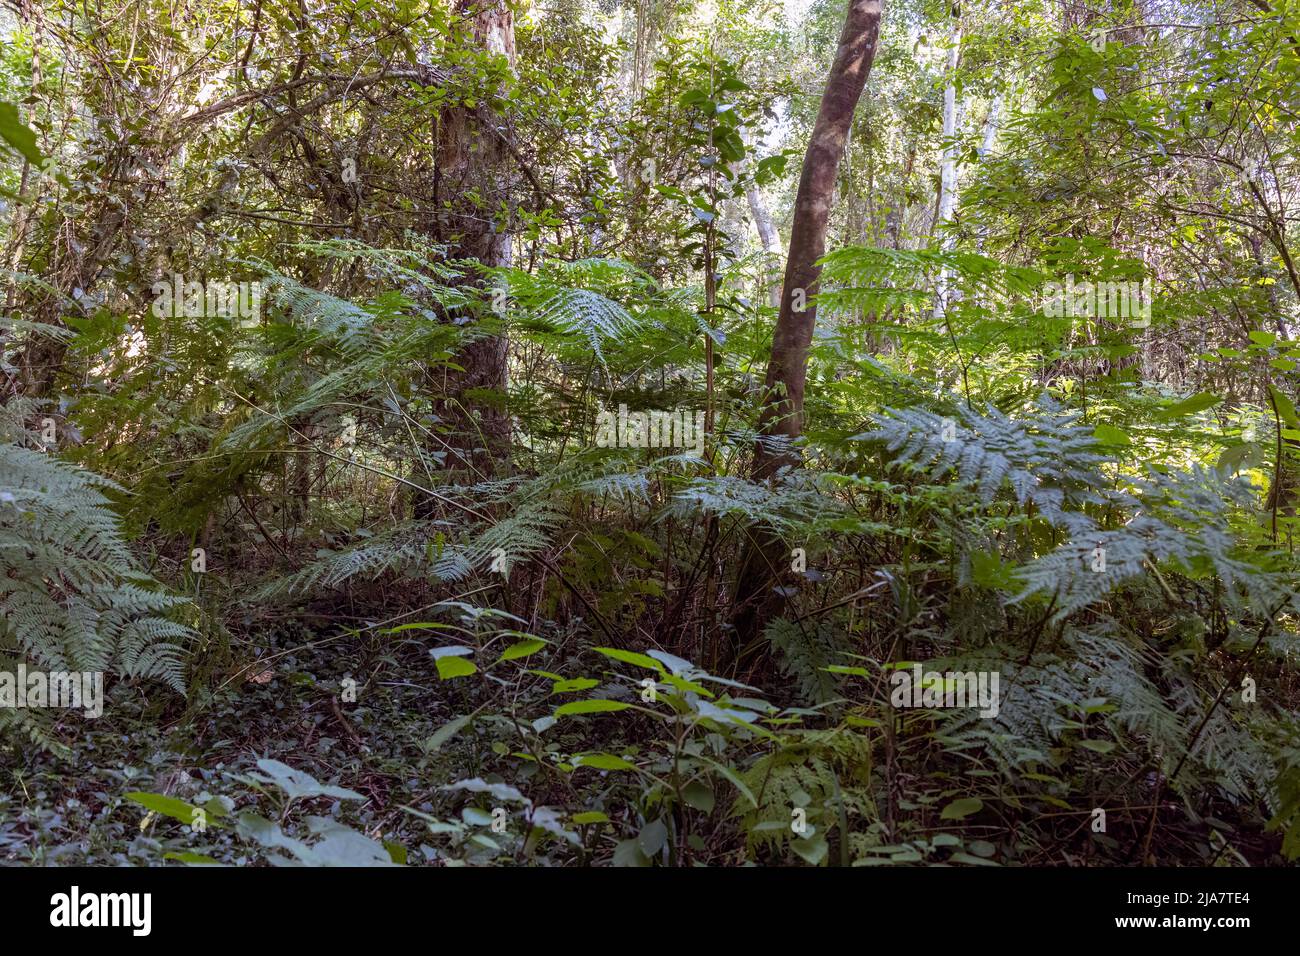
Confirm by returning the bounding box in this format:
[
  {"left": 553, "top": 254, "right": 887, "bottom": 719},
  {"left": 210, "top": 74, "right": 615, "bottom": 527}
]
[
  {"left": 857, "top": 395, "right": 1109, "bottom": 528},
  {"left": 497, "top": 259, "right": 646, "bottom": 362},
  {"left": 0, "top": 442, "right": 191, "bottom": 721},
  {"left": 1012, "top": 466, "right": 1288, "bottom": 621},
  {"left": 765, "top": 619, "right": 849, "bottom": 705}
]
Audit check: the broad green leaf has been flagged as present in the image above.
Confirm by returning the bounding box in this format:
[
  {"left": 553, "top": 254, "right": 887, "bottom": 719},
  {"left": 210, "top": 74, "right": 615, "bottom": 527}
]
[
  {"left": 551, "top": 677, "right": 599, "bottom": 694},
  {"left": 638, "top": 818, "right": 668, "bottom": 856},
  {"left": 424, "top": 714, "right": 473, "bottom": 752},
  {"left": 384, "top": 622, "right": 455, "bottom": 634},
  {"left": 554, "top": 699, "right": 631, "bottom": 717},
  {"left": 592, "top": 647, "right": 665, "bottom": 672},
  {"left": 1269, "top": 385, "right": 1300, "bottom": 429},
  {"left": 683, "top": 780, "right": 715, "bottom": 814},
  {"left": 0, "top": 102, "right": 43, "bottom": 165},
  {"left": 250, "top": 760, "right": 365, "bottom": 801},
  {"left": 1077, "top": 738, "right": 1117, "bottom": 754},
  {"left": 792, "top": 832, "right": 829, "bottom": 865},
  {"left": 125, "top": 792, "right": 208, "bottom": 827},
  {"left": 497, "top": 637, "right": 546, "bottom": 662},
  {"left": 441, "top": 778, "right": 529, "bottom": 804},
  {"left": 1093, "top": 423, "right": 1130, "bottom": 446},
  {"left": 1156, "top": 392, "right": 1221, "bottom": 418},
  {"left": 940, "top": 797, "right": 984, "bottom": 820},
  {"left": 1217, "top": 443, "right": 1255, "bottom": 472},
  {"left": 613, "top": 837, "right": 650, "bottom": 867},
  {"left": 163, "top": 851, "right": 221, "bottom": 865},
  {"left": 949, "top": 851, "right": 1000, "bottom": 866},
  {"left": 573, "top": 752, "right": 637, "bottom": 771},
  {"left": 436, "top": 656, "right": 477, "bottom": 679}
]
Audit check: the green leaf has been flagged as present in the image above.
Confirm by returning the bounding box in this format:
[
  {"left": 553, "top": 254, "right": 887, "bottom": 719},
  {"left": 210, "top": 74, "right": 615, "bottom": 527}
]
[
  {"left": 0, "top": 102, "right": 44, "bottom": 166},
  {"left": 1217, "top": 443, "right": 1255, "bottom": 472},
  {"left": 592, "top": 647, "right": 665, "bottom": 672},
  {"left": 573, "top": 752, "right": 637, "bottom": 771},
  {"left": 939, "top": 797, "right": 984, "bottom": 820},
  {"left": 250, "top": 760, "right": 365, "bottom": 801},
  {"left": 497, "top": 637, "right": 546, "bottom": 662},
  {"left": 638, "top": 818, "right": 668, "bottom": 856},
  {"left": 435, "top": 656, "right": 477, "bottom": 679},
  {"left": 462, "top": 806, "right": 494, "bottom": 826},
  {"left": 791, "top": 832, "right": 829, "bottom": 865},
  {"left": 424, "top": 714, "right": 473, "bottom": 752},
  {"left": 551, "top": 677, "right": 599, "bottom": 694},
  {"left": 384, "top": 622, "right": 455, "bottom": 634},
  {"left": 1269, "top": 385, "right": 1300, "bottom": 429},
  {"left": 125, "top": 792, "right": 208, "bottom": 827},
  {"left": 1077, "top": 738, "right": 1117, "bottom": 753},
  {"left": 553, "top": 699, "right": 632, "bottom": 717},
  {"left": 949, "top": 851, "right": 1000, "bottom": 866},
  {"left": 1156, "top": 392, "right": 1221, "bottom": 418},
  {"left": 613, "top": 837, "right": 650, "bottom": 867},
  {"left": 572, "top": 811, "right": 610, "bottom": 825},
  {"left": 845, "top": 715, "right": 882, "bottom": 728},
  {"left": 1093, "top": 423, "right": 1130, "bottom": 446},
  {"left": 683, "top": 780, "right": 716, "bottom": 814},
  {"left": 163, "top": 851, "right": 221, "bottom": 865}
]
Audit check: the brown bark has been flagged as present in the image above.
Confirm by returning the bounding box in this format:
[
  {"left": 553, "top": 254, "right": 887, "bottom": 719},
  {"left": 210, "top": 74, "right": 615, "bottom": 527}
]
[
  {"left": 731, "top": 0, "right": 883, "bottom": 647},
  {"left": 418, "top": 0, "right": 516, "bottom": 503},
  {"left": 751, "top": 0, "right": 882, "bottom": 479}
]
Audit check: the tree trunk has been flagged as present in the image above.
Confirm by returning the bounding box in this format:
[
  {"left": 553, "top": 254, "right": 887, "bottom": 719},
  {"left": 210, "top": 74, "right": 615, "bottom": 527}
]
[
  {"left": 741, "top": 138, "right": 782, "bottom": 310},
  {"left": 419, "top": 0, "right": 516, "bottom": 509},
  {"left": 933, "top": 7, "right": 962, "bottom": 319},
  {"left": 975, "top": 93, "right": 1002, "bottom": 252},
  {"left": 730, "top": 0, "right": 883, "bottom": 647}
]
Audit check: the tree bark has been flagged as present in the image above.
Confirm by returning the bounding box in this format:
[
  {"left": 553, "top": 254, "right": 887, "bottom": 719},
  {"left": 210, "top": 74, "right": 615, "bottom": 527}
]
[
  {"left": 419, "top": 0, "right": 516, "bottom": 505},
  {"left": 731, "top": 0, "right": 883, "bottom": 647},
  {"left": 933, "top": 8, "right": 961, "bottom": 319},
  {"left": 746, "top": 181, "right": 782, "bottom": 310}
]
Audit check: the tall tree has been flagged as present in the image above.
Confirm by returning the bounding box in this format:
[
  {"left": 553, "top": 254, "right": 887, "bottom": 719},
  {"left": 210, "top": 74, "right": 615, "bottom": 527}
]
[
  {"left": 421, "top": 0, "right": 518, "bottom": 497},
  {"left": 731, "top": 0, "right": 883, "bottom": 645},
  {"left": 932, "top": 3, "right": 961, "bottom": 319}
]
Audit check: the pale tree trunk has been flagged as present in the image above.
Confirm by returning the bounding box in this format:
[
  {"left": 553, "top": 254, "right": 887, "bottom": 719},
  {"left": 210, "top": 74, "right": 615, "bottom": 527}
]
[
  {"left": 974, "top": 93, "right": 1002, "bottom": 252},
  {"left": 737, "top": 131, "right": 781, "bottom": 308},
  {"left": 745, "top": 180, "right": 782, "bottom": 309},
  {"left": 978, "top": 95, "right": 1002, "bottom": 161},
  {"left": 933, "top": 7, "right": 961, "bottom": 319},
  {"left": 730, "top": 0, "right": 884, "bottom": 648}
]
